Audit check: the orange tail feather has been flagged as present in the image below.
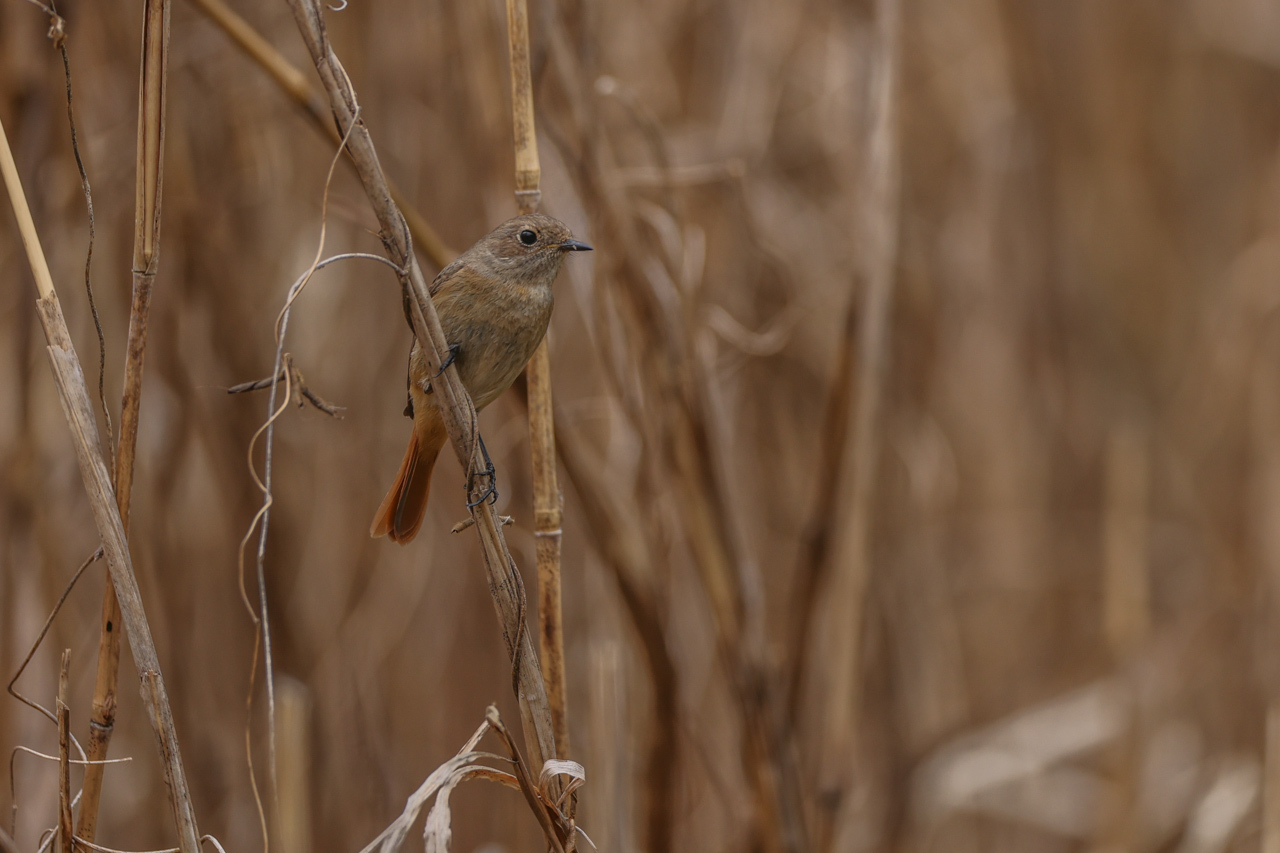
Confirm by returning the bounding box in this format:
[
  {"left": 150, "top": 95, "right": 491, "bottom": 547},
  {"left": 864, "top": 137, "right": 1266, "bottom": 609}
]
[{"left": 371, "top": 424, "right": 445, "bottom": 544}]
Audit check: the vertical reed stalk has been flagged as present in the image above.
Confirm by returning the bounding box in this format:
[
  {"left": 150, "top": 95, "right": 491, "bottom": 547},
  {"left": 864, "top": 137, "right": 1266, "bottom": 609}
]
[
  {"left": 786, "top": 296, "right": 857, "bottom": 719},
  {"left": 0, "top": 113, "right": 201, "bottom": 853},
  {"left": 57, "top": 650, "right": 71, "bottom": 853},
  {"left": 815, "top": 0, "right": 901, "bottom": 846},
  {"left": 505, "top": 0, "right": 571, "bottom": 761},
  {"left": 1096, "top": 422, "right": 1149, "bottom": 851},
  {"left": 275, "top": 678, "right": 313, "bottom": 853},
  {"left": 78, "top": 0, "right": 171, "bottom": 842}
]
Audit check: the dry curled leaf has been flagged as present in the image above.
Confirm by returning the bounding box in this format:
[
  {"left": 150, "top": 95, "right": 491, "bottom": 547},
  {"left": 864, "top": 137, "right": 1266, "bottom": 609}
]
[{"left": 539, "top": 759, "right": 586, "bottom": 813}]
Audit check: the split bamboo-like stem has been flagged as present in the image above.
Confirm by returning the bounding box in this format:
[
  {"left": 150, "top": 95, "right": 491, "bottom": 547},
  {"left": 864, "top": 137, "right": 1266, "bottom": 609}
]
[
  {"left": 504, "top": 0, "right": 571, "bottom": 762},
  {"left": 0, "top": 113, "right": 202, "bottom": 853},
  {"left": 79, "top": 0, "right": 171, "bottom": 841},
  {"left": 185, "top": 0, "right": 454, "bottom": 270},
  {"left": 282, "top": 0, "right": 557, "bottom": 770}
]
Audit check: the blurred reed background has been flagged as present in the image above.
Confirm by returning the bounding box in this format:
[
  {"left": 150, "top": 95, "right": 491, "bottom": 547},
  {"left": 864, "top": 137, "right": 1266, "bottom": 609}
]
[{"left": 4, "top": 0, "right": 1280, "bottom": 851}]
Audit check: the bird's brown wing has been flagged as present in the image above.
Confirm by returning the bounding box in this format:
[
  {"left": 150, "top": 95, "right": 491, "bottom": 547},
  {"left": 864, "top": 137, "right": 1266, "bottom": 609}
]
[{"left": 429, "top": 256, "right": 469, "bottom": 297}]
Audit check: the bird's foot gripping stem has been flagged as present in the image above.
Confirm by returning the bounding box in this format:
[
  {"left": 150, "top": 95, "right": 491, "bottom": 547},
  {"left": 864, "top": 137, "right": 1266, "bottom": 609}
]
[{"left": 431, "top": 344, "right": 461, "bottom": 381}]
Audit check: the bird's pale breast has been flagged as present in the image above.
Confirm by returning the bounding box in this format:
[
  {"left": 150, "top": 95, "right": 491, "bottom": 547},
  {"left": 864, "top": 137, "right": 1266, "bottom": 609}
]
[{"left": 409, "top": 264, "right": 554, "bottom": 411}]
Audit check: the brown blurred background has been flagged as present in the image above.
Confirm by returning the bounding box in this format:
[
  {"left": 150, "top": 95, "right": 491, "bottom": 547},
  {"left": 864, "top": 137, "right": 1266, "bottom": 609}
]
[{"left": 5, "top": 0, "right": 1280, "bottom": 851}]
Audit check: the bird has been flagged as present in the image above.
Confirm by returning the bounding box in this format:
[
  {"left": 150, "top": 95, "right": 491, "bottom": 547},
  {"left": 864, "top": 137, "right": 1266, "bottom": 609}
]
[{"left": 371, "top": 212, "right": 591, "bottom": 544}]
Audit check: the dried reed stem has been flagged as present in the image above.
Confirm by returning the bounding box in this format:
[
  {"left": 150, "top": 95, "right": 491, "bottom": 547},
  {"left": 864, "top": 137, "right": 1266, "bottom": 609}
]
[
  {"left": 815, "top": 0, "right": 901, "bottom": 843},
  {"left": 79, "top": 0, "right": 172, "bottom": 840},
  {"left": 282, "top": 0, "right": 557, "bottom": 769},
  {"left": 505, "top": 0, "right": 541, "bottom": 214},
  {"left": 274, "top": 679, "right": 312, "bottom": 853},
  {"left": 185, "top": 0, "right": 453, "bottom": 269},
  {"left": 57, "top": 650, "right": 71, "bottom": 853},
  {"left": 504, "top": 0, "right": 571, "bottom": 762},
  {"left": 1103, "top": 423, "right": 1150, "bottom": 658},
  {"left": 786, "top": 296, "right": 857, "bottom": 719},
  {"left": 0, "top": 114, "right": 201, "bottom": 853},
  {"left": 528, "top": 343, "right": 569, "bottom": 758},
  {"left": 1095, "top": 422, "right": 1149, "bottom": 851}
]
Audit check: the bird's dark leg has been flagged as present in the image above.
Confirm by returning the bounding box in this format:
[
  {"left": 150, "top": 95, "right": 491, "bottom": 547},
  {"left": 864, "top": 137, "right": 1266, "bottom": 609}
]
[
  {"left": 466, "top": 433, "right": 498, "bottom": 508},
  {"left": 431, "top": 344, "right": 461, "bottom": 380}
]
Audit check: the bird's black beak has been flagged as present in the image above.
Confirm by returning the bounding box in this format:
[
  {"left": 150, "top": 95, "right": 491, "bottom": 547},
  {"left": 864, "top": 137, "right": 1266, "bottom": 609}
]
[{"left": 559, "top": 239, "right": 593, "bottom": 252}]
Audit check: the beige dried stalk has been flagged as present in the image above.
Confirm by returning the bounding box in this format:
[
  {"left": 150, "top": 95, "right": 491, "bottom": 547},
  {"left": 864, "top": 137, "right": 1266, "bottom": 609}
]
[
  {"left": 78, "top": 0, "right": 171, "bottom": 841},
  {"left": 0, "top": 114, "right": 201, "bottom": 853},
  {"left": 282, "top": 0, "right": 557, "bottom": 769},
  {"left": 815, "top": 0, "right": 901, "bottom": 846},
  {"left": 274, "top": 679, "right": 313, "bottom": 853},
  {"left": 786, "top": 296, "right": 857, "bottom": 719},
  {"left": 504, "top": 0, "right": 571, "bottom": 761},
  {"left": 185, "top": 0, "right": 454, "bottom": 270},
  {"left": 1094, "top": 423, "right": 1149, "bottom": 851}
]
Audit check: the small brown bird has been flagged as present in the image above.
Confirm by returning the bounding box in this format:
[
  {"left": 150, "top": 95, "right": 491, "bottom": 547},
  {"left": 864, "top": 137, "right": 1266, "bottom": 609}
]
[{"left": 371, "top": 213, "right": 591, "bottom": 543}]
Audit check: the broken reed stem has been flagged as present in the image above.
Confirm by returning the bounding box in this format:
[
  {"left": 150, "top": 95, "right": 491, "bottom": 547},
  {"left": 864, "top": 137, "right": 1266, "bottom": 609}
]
[
  {"left": 282, "top": 0, "right": 557, "bottom": 770},
  {"left": 504, "top": 0, "right": 570, "bottom": 762},
  {"left": 815, "top": 0, "right": 900, "bottom": 845},
  {"left": 184, "top": 0, "right": 453, "bottom": 270},
  {"left": 57, "top": 651, "right": 72, "bottom": 853},
  {"left": 0, "top": 115, "right": 201, "bottom": 853},
  {"left": 79, "top": 0, "right": 172, "bottom": 842}
]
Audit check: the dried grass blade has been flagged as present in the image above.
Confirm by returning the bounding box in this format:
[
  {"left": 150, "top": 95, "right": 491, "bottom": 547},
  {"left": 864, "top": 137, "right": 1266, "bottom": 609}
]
[
  {"left": 361, "top": 719, "right": 490, "bottom": 853},
  {"left": 486, "top": 707, "right": 567, "bottom": 853},
  {"left": 422, "top": 766, "right": 520, "bottom": 853}
]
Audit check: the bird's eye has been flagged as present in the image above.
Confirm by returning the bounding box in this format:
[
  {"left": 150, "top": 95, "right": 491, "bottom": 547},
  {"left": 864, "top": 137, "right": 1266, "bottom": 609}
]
[{"left": 519, "top": 229, "right": 538, "bottom": 246}]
